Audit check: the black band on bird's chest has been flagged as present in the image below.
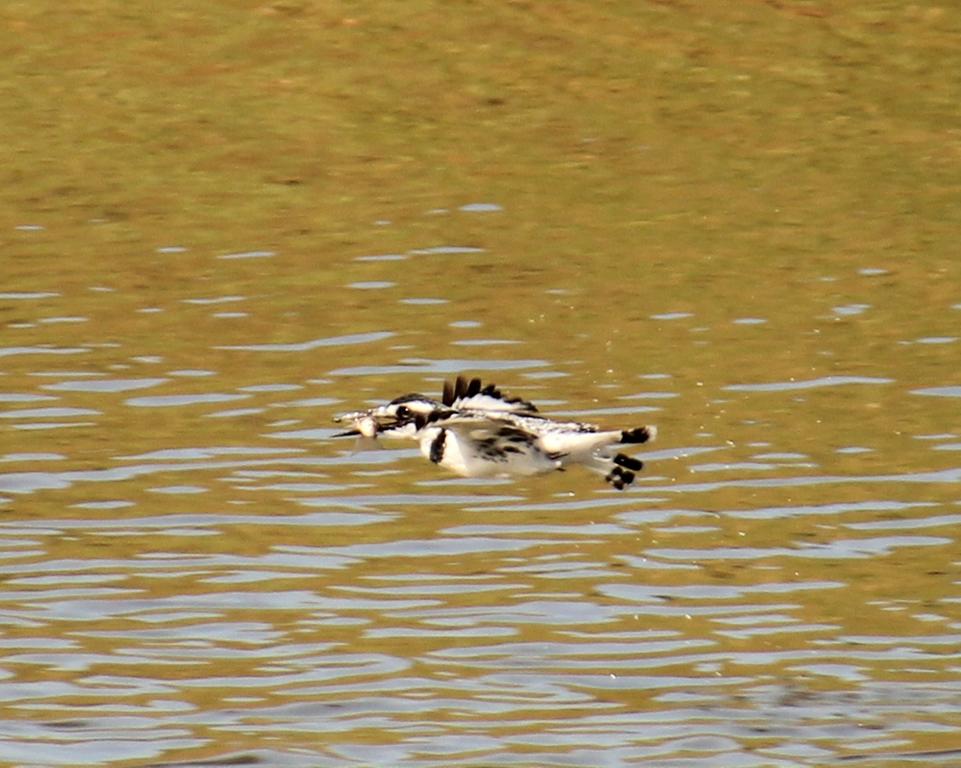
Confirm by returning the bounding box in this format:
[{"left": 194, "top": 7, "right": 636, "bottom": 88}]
[{"left": 429, "top": 429, "right": 447, "bottom": 463}]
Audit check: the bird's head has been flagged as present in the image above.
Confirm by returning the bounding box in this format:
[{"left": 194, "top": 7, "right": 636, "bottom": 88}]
[{"left": 332, "top": 393, "right": 448, "bottom": 440}]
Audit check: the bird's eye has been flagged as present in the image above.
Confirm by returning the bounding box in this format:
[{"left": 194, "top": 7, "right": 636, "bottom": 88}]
[{"left": 395, "top": 405, "right": 411, "bottom": 418}]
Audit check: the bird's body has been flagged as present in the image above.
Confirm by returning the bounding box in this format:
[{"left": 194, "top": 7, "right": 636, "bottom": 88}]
[
  {"left": 333, "top": 376, "right": 656, "bottom": 489},
  {"left": 417, "top": 419, "right": 564, "bottom": 478}
]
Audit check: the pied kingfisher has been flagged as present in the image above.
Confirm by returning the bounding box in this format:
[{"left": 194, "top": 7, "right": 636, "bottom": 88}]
[{"left": 333, "top": 376, "right": 656, "bottom": 489}]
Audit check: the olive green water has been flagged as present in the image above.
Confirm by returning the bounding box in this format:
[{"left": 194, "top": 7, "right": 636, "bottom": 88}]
[{"left": 2, "top": 3, "right": 961, "bottom": 766}]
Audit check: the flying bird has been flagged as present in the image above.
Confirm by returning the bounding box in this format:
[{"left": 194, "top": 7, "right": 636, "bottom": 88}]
[{"left": 333, "top": 376, "right": 656, "bottom": 489}]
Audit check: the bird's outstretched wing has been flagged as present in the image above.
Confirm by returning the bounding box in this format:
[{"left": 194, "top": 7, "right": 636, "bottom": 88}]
[
  {"left": 425, "top": 411, "right": 566, "bottom": 476},
  {"left": 441, "top": 375, "right": 539, "bottom": 414},
  {"left": 430, "top": 411, "right": 534, "bottom": 440}
]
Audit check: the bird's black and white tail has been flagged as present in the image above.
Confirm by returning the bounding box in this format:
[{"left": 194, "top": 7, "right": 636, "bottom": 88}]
[
  {"left": 620, "top": 426, "right": 656, "bottom": 445},
  {"left": 605, "top": 452, "right": 645, "bottom": 490},
  {"left": 597, "top": 425, "right": 656, "bottom": 490}
]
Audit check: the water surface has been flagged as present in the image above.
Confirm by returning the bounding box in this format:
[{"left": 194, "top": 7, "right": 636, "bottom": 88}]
[{"left": 2, "top": 3, "right": 961, "bottom": 766}]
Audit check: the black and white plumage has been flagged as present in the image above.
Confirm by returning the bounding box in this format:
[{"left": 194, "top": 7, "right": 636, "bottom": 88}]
[{"left": 333, "top": 376, "right": 656, "bottom": 489}]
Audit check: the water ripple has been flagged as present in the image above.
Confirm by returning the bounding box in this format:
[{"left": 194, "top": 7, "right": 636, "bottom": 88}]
[
  {"left": 43, "top": 378, "right": 169, "bottom": 393},
  {"left": 725, "top": 376, "right": 894, "bottom": 392},
  {"left": 216, "top": 331, "right": 395, "bottom": 352}
]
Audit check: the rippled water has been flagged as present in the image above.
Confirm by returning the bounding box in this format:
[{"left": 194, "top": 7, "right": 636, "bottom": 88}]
[
  {"left": 3, "top": 228, "right": 961, "bottom": 767},
  {"left": 5, "top": 3, "right": 961, "bottom": 767}
]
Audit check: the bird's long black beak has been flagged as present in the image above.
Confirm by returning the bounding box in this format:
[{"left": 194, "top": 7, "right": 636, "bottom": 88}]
[{"left": 331, "top": 428, "right": 361, "bottom": 438}]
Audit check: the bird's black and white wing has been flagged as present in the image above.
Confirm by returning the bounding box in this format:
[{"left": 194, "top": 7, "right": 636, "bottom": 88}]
[
  {"left": 418, "top": 412, "right": 564, "bottom": 477},
  {"left": 441, "top": 376, "right": 539, "bottom": 414}
]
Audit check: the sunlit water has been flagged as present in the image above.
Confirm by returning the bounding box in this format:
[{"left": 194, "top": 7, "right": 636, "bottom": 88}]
[
  {"left": 4, "top": 4, "right": 961, "bottom": 766},
  {"left": 2, "top": 220, "right": 960, "bottom": 768}
]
